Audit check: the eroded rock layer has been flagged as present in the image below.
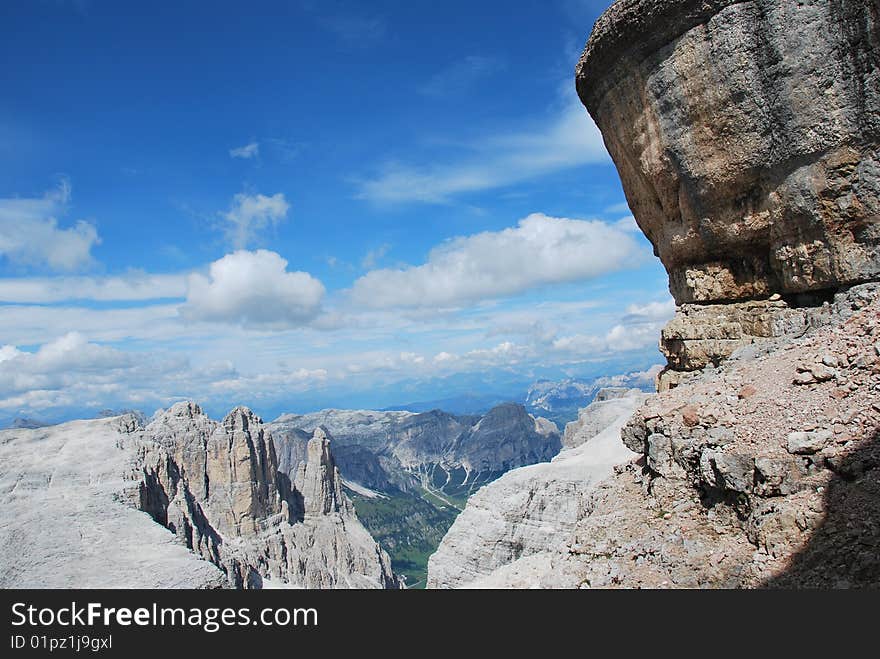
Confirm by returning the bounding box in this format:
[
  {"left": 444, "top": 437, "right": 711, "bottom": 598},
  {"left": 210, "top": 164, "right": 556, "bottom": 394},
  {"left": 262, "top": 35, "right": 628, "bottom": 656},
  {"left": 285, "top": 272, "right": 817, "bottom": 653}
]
[{"left": 577, "top": 0, "right": 880, "bottom": 384}]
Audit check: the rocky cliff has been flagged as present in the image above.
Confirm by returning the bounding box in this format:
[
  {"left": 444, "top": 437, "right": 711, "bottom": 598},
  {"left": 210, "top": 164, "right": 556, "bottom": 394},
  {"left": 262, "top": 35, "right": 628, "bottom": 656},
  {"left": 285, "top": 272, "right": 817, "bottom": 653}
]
[
  {"left": 426, "top": 0, "right": 880, "bottom": 589},
  {"left": 427, "top": 389, "right": 646, "bottom": 588},
  {"left": 133, "top": 403, "right": 399, "bottom": 588},
  {"left": 577, "top": 0, "right": 880, "bottom": 388},
  {"left": 271, "top": 404, "right": 561, "bottom": 586},
  {"left": 0, "top": 416, "right": 227, "bottom": 588},
  {"left": 0, "top": 403, "right": 400, "bottom": 588}
]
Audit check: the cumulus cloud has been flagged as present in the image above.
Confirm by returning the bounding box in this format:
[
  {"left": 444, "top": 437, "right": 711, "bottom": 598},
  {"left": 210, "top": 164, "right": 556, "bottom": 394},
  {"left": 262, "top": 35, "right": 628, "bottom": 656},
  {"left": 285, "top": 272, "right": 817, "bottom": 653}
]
[
  {"left": 0, "top": 328, "right": 334, "bottom": 417},
  {"left": 180, "top": 250, "right": 325, "bottom": 328},
  {"left": 220, "top": 192, "right": 289, "bottom": 249},
  {"left": 552, "top": 297, "right": 674, "bottom": 355},
  {"left": 0, "top": 332, "right": 134, "bottom": 404},
  {"left": 229, "top": 142, "right": 260, "bottom": 159},
  {"left": 0, "top": 180, "right": 100, "bottom": 271},
  {"left": 350, "top": 213, "right": 645, "bottom": 308},
  {"left": 356, "top": 95, "right": 608, "bottom": 204},
  {"left": 621, "top": 299, "right": 676, "bottom": 323}
]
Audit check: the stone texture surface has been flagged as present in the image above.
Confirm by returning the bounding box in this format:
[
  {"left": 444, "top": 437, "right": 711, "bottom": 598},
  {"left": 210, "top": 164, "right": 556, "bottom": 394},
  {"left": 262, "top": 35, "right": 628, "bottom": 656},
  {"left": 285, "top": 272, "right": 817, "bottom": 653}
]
[
  {"left": 426, "top": 389, "right": 645, "bottom": 588},
  {"left": 578, "top": 0, "right": 880, "bottom": 382},
  {"left": 0, "top": 416, "right": 226, "bottom": 588},
  {"left": 0, "top": 402, "right": 400, "bottom": 589},
  {"left": 578, "top": 0, "right": 880, "bottom": 305},
  {"left": 293, "top": 427, "right": 349, "bottom": 516},
  {"left": 563, "top": 387, "right": 648, "bottom": 448}
]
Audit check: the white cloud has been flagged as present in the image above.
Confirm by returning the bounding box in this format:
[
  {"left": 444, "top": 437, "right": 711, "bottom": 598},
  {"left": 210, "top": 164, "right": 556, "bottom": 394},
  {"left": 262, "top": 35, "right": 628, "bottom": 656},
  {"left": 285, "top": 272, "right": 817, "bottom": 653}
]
[
  {"left": 552, "top": 297, "right": 674, "bottom": 355},
  {"left": 0, "top": 181, "right": 100, "bottom": 271},
  {"left": 0, "top": 304, "right": 183, "bottom": 345},
  {"left": 229, "top": 142, "right": 260, "bottom": 159},
  {"left": 0, "top": 272, "right": 187, "bottom": 303},
  {"left": 356, "top": 94, "right": 608, "bottom": 204},
  {"left": 419, "top": 55, "right": 505, "bottom": 98},
  {"left": 0, "top": 328, "right": 335, "bottom": 416},
  {"left": 180, "top": 250, "right": 325, "bottom": 328},
  {"left": 220, "top": 192, "right": 289, "bottom": 249},
  {"left": 0, "top": 332, "right": 134, "bottom": 401},
  {"left": 350, "top": 213, "right": 645, "bottom": 308},
  {"left": 614, "top": 215, "right": 640, "bottom": 233},
  {"left": 464, "top": 340, "right": 531, "bottom": 365},
  {"left": 360, "top": 243, "right": 390, "bottom": 269},
  {"left": 622, "top": 298, "right": 676, "bottom": 322}
]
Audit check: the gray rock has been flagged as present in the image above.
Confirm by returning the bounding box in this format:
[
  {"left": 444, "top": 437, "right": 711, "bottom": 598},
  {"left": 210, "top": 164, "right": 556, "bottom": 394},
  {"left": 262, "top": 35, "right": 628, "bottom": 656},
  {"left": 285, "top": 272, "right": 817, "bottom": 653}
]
[
  {"left": 647, "top": 432, "right": 687, "bottom": 478},
  {"left": 427, "top": 392, "right": 649, "bottom": 588},
  {"left": 138, "top": 404, "right": 400, "bottom": 589},
  {"left": 754, "top": 457, "right": 799, "bottom": 497},
  {"left": 710, "top": 453, "right": 755, "bottom": 493},
  {"left": 578, "top": 0, "right": 880, "bottom": 383},
  {"left": 786, "top": 429, "right": 834, "bottom": 455},
  {"left": 0, "top": 418, "right": 227, "bottom": 588},
  {"left": 270, "top": 403, "right": 561, "bottom": 496},
  {"left": 563, "top": 388, "right": 647, "bottom": 448},
  {"left": 578, "top": 0, "right": 880, "bottom": 305}
]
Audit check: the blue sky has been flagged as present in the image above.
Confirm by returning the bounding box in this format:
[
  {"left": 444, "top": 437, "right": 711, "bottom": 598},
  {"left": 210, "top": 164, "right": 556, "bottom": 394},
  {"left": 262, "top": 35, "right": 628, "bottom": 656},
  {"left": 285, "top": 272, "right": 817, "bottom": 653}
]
[{"left": 0, "top": 0, "right": 672, "bottom": 422}]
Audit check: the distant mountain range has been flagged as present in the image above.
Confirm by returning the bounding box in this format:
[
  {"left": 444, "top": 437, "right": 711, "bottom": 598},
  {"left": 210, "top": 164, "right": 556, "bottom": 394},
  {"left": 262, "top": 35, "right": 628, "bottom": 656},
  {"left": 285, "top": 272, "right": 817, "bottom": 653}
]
[
  {"left": 269, "top": 402, "right": 560, "bottom": 502},
  {"left": 378, "top": 366, "right": 662, "bottom": 430},
  {"left": 267, "top": 402, "right": 561, "bottom": 587},
  {"left": 523, "top": 367, "right": 661, "bottom": 428},
  {"left": 381, "top": 392, "right": 513, "bottom": 416},
  {"left": 0, "top": 367, "right": 660, "bottom": 587}
]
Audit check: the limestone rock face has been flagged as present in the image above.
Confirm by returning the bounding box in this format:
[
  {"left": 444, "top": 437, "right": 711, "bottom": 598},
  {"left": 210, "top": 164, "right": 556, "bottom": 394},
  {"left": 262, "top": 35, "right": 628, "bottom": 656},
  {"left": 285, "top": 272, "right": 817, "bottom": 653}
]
[
  {"left": 563, "top": 388, "right": 649, "bottom": 448},
  {"left": 135, "top": 405, "right": 400, "bottom": 589},
  {"left": 578, "top": 0, "right": 880, "bottom": 304},
  {"left": 577, "top": 0, "right": 880, "bottom": 382},
  {"left": 0, "top": 416, "right": 226, "bottom": 588},
  {"left": 450, "top": 403, "right": 561, "bottom": 473},
  {"left": 426, "top": 389, "right": 646, "bottom": 588},
  {"left": 293, "top": 427, "right": 349, "bottom": 516}
]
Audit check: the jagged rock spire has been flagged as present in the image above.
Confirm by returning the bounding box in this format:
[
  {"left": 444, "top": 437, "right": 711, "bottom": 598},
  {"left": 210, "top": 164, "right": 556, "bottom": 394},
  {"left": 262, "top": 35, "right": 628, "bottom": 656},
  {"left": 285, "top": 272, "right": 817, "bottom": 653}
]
[{"left": 294, "top": 426, "right": 347, "bottom": 516}]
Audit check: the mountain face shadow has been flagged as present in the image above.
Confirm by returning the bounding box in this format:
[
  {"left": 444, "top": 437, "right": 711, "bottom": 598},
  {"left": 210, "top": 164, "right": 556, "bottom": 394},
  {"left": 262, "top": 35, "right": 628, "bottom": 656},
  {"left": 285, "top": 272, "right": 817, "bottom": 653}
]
[
  {"left": 276, "top": 470, "right": 305, "bottom": 524},
  {"left": 763, "top": 429, "right": 880, "bottom": 588}
]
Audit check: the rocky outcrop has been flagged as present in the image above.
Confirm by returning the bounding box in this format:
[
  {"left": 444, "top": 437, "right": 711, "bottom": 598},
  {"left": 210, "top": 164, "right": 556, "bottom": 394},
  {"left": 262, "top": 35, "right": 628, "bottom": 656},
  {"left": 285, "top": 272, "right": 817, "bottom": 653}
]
[
  {"left": 577, "top": 0, "right": 880, "bottom": 386},
  {"left": 426, "top": 389, "right": 646, "bottom": 588},
  {"left": 293, "top": 427, "right": 348, "bottom": 516},
  {"left": 425, "top": 0, "right": 880, "bottom": 590},
  {"left": 450, "top": 403, "right": 560, "bottom": 472},
  {"left": 563, "top": 387, "right": 649, "bottom": 448},
  {"left": 473, "top": 288, "right": 880, "bottom": 588},
  {"left": 0, "top": 400, "right": 399, "bottom": 588},
  {"left": 133, "top": 403, "right": 399, "bottom": 589},
  {"left": 0, "top": 416, "right": 227, "bottom": 588}
]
